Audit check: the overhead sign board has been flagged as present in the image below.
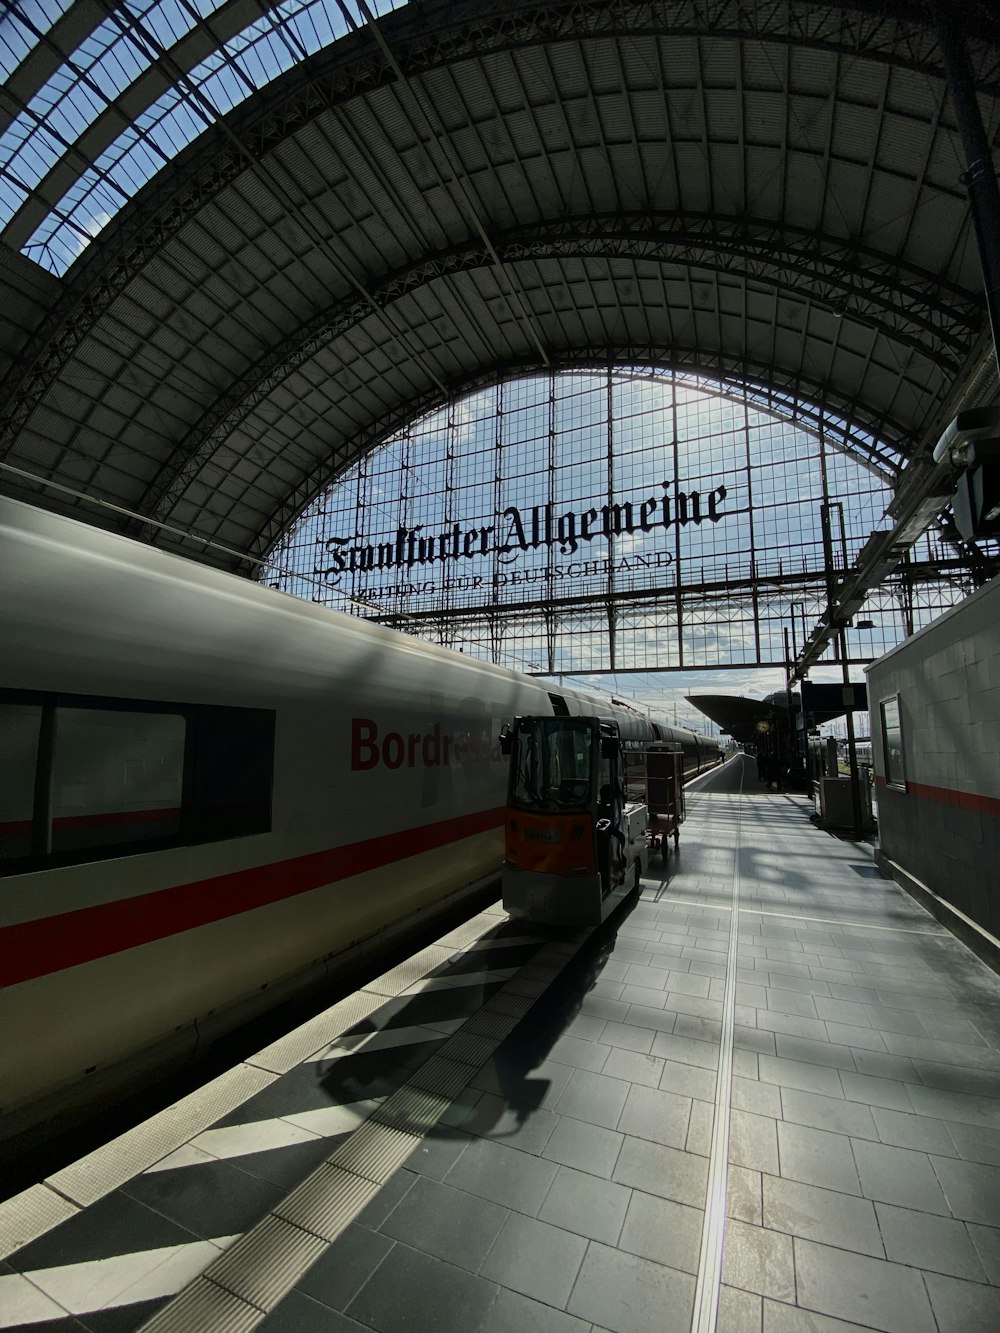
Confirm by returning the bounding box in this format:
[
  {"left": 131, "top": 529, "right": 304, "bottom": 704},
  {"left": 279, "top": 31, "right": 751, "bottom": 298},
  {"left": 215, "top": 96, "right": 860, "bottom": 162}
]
[
  {"left": 801, "top": 681, "right": 869, "bottom": 718},
  {"left": 314, "top": 479, "right": 729, "bottom": 592}
]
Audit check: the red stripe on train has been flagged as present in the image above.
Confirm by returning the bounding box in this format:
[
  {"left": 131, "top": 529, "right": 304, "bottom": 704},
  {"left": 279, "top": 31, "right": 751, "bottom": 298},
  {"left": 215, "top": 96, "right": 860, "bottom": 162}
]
[
  {"left": 57, "top": 807, "right": 181, "bottom": 830},
  {"left": 0, "top": 806, "right": 505, "bottom": 988},
  {"left": 0, "top": 808, "right": 181, "bottom": 838}
]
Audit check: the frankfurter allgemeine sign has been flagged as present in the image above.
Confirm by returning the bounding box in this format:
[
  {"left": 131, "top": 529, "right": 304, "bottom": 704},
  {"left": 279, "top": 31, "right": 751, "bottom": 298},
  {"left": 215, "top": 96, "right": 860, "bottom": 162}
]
[{"left": 316, "top": 480, "right": 728, "bottom": 585}]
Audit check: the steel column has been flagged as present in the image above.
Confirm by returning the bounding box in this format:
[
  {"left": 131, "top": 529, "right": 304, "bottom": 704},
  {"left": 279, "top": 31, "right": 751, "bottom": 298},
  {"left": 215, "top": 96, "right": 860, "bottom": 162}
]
[{"left": 930, "top": 0, "right": 1000, "bottom": 376}]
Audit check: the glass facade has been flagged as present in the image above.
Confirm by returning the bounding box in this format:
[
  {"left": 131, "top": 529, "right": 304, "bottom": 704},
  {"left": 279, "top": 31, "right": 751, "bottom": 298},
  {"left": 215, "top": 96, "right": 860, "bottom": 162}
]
[
  {"left": 261, "top": 369, "right": 972, "bottom": 675},
  {"left": 1, "top": 0, "right": 411, "bottom": 273}
]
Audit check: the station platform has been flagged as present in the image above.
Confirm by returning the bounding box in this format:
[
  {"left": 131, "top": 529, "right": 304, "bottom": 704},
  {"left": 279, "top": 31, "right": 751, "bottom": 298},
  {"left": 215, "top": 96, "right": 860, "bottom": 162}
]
[{"left": 3, "top": 755, "right": 1000, "bottom": 1333}]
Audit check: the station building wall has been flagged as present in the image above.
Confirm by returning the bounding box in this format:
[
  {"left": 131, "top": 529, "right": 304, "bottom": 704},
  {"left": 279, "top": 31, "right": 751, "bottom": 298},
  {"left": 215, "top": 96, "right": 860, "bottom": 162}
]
[{"left": 866, "top": 576, "right": 1000, "bottom": 944}]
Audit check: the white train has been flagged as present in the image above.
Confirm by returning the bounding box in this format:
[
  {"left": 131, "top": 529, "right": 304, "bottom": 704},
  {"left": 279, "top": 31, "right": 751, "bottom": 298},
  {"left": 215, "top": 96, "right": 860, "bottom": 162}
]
[{"left": 0, "top": 497, "right": 717, "bottom": 1142}]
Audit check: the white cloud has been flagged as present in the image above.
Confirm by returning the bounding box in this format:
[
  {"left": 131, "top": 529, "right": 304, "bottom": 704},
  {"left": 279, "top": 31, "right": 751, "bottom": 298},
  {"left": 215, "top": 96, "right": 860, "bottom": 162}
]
[{"left": 68, "top": 209, "right": 114, "bottom": 261}]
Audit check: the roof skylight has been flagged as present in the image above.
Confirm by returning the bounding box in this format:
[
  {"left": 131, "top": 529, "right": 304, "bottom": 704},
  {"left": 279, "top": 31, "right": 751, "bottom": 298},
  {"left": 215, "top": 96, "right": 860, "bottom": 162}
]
[{"left": 2, "top": 0, "right": 409, "bottom": 275}]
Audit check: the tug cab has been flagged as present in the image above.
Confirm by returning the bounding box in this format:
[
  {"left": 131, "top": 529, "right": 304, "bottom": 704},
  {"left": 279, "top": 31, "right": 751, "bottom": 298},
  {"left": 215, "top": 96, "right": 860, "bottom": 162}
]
[{"left": 498, "top": 715, "right": 646, "bottom": 925}]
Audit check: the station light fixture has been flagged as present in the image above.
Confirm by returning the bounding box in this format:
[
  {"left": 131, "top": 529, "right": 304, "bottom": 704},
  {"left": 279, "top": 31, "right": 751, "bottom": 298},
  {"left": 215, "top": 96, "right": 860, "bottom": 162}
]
[{"left": 950, "top": 439, "right": 1000, "bottom": 541}]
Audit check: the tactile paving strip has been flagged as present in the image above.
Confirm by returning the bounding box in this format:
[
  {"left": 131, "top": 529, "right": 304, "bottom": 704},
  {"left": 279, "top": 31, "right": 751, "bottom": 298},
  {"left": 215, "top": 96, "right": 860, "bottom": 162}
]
[
  {"left": 517, "top": 963, "right": 562, "bottom": 984},
  {"left": 247, "top": 991, "right": 386, "bottom": 1074},
  {"left": 544, "top": 930, "right": 591, "bottom": 952},
  {"left": 436, "top": 1030, "right": 501, "bottom": 1066},
  {"left": 481, "top": 989, "right": 536, "bottom": 1016},
  {"left": 206, "top": 1215, "right": 329, "bottom": 1307},
  {"left": 44, "top": 1063, "right": 279, "bottom": 1208},
  {"left": 407, "top": 1054, "right": 479, "bottom": 1100},
  {"left": 136, "top": 912, "right": 600, "bottom": 1332},
  {"left": 369, "top": 1085, "right": 453, "bottom": 1133},
  {"left": 272, "top": 1164, "right": 380, "bottom": 1243},
  {"left": 501, "top": 971, "right": 553, "bottom": 998},
  {"left": 139, "top": 1276, "right": 261, "bottom": 1333},
  {"left": 461, "top": 1009, "right": 521, "bottom": 1040},
  {"left": 326, "top": 1121, "right": 421, "bottom": 1185},
  {"left": 0, "top": 1184, "right": 80, "bottom": 1262},
  {"left": 530, "top": 945, "right": 578, "bottom": 969}
]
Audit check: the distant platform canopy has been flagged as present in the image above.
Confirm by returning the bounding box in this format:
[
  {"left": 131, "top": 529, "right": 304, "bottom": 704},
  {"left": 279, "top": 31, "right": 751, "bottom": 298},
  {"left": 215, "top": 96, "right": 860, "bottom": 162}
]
[{"left": 686, "top": 691, "right": 852, "bottom": 744}]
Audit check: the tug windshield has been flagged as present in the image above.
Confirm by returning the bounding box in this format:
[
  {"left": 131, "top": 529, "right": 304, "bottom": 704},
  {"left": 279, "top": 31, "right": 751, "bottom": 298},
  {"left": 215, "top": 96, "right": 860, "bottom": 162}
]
[{"left": 509, "top": 717, "right": 596, "bottom": 813}]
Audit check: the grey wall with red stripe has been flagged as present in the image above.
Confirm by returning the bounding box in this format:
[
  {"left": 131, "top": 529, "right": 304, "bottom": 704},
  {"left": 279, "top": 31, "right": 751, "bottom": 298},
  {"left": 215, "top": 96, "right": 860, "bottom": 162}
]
[{"left": 867, "top": 577, "right": 1000, "bottom": 941}]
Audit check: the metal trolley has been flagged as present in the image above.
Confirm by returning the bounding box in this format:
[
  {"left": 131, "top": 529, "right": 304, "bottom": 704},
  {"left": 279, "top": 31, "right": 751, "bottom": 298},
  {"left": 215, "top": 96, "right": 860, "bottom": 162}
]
[{"left": 636, "top": 744, "right": 686, "bottom": 853}]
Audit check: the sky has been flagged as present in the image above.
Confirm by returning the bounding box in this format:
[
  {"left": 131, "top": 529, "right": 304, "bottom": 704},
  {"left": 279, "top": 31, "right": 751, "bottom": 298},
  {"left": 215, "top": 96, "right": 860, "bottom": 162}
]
[
  {"left": 1, "top": 0, "right": 410, "bottom": 273},
  {"left": 264, "top": 366, "right": 947, "bottom": 742}
]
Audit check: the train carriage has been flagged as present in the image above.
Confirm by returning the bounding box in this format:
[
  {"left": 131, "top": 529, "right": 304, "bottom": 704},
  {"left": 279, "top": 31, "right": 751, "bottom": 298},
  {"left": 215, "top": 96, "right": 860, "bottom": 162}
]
[{"left": 0, "top": 496, "right": 716, "bottom": 1141}]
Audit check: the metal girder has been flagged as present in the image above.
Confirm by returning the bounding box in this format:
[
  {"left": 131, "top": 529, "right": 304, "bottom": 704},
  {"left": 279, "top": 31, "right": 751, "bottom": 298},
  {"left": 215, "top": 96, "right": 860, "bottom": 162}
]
[
  {"left": 7, "top": 0, "right": 999, "bottom": 257},
  {"left": 1, "top": 0, "right": 277, "bottom": 240},
  {"left": 312, "top": 213, "right": 975, "bottom": 362},
  {"left": 6, "top": 0, "right": 1000, "bottom": 143},
  {"left": 360, "top": 553, "right": 975, "bottom": 675},
  {"left": 129, "top": 210, "right": 958, "bottom": 535},
  {"left": 232, "top": 347, "right": 909, "bottom": 578},
  {"left": 3, "top": 0, "right": 997, "bottom": 462},
  {"left": 363, "top": 559, "right": 964, "bottom": 629},
  {"left": 791, "top": 405, "right": 1000, "bottom": 679},
  {"left": 517, "top": 215, "right": 981, "bottom": 356}
]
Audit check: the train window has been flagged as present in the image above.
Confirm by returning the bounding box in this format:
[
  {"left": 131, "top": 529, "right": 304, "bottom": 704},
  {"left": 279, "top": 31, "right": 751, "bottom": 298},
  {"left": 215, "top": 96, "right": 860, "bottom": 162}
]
[
  {"left": 879, "top": 696, "right": 906, "bottom": 789},
  {"left": 0, "top": 704, "right": 41, "bottom": 861},
  {"left": 0, "top": 689, "right": 274, "bottom": 875},
  {"left": 184, "top": 706, "right": 274, "bottom": 841},
  {"left": 50, "top": 709, "right": 185, "bottom": 855}
]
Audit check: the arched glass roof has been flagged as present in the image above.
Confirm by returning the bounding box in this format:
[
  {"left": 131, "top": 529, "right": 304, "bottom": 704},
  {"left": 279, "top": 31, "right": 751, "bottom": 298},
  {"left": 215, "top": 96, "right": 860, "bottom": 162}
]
[
  {"left": 1, "top": 0, "right": 998, "bottom": 579},
  {"left": 261, "top": 367, "right": 961, "bottom": 680},
  {"left": 1, "top": 0, "right": 410, "bottom": 272},
  {"left": 1, "top": 1, "right": 74, "bottom": 74}
]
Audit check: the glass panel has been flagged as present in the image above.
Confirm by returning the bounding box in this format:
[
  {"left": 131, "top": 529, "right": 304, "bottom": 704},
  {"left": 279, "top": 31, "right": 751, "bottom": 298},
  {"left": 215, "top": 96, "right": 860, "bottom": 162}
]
[
  {"left": 511, "top": 718, "right": 594, "bottom": 813},
  {"left": 262, "top": 368, "right": 978, "bottom": 678},
  {"left": 0, "top": 0, "right": 74, "bottom": 82},
  {"left": 50, "top": 708, "right": 185, "bottom": 854},
  {"left": 186, "top": 705, "right": 273, "bottom": 840},
  {"left": 17, "top": 0, "right": 413, "bottom": 271},
  {"left": 880, "top": 696, "right": 904, "bottom": 788},
  {"left": 0, "top": 703, "right": 42, "bottom": 860}
]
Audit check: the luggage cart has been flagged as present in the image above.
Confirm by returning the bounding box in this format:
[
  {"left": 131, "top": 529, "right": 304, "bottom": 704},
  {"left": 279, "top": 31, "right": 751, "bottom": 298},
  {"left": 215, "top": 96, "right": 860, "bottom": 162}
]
[{"left": 641, "top": 744, "right": 686, "bottom": 853}]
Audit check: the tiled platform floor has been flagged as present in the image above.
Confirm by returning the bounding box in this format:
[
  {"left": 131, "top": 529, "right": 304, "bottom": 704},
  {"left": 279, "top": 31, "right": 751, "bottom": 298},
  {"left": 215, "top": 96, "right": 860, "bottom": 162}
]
[
  {"left": 253, "top": 759, "right": 1000, "bottom": 1333},
  {"left": 5, "top": 755, "right": 1000, "bottom": 1332},
  {"left": 0, "top": 912, "right": 544, "bottom": 1331}
]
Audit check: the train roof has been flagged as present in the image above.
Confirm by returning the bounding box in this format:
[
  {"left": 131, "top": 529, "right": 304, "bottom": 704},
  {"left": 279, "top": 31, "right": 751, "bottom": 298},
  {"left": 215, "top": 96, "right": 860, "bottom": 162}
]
[{"left": 2, "top": 495, "right": 701, "bottom": 741}]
